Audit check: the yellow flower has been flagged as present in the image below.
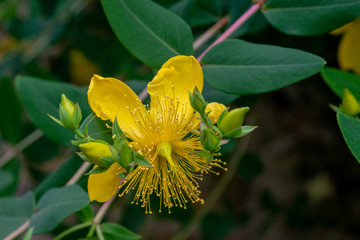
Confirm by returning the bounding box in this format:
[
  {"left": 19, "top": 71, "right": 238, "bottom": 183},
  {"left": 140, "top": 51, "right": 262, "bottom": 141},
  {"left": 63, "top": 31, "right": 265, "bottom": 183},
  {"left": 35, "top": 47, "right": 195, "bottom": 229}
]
[
  {"left": 333, "top": 17, "right": 360, "bottom": 75},
  {"left": 87, "top": 55, "right": 225, "bottom": 213}
]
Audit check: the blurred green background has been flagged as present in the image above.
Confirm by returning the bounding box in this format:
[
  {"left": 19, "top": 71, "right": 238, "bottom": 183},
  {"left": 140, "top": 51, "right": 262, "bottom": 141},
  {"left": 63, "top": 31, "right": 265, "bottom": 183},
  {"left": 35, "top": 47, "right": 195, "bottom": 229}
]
[{"left": 1, "top": 0, "right": 360, "bottom": 239}]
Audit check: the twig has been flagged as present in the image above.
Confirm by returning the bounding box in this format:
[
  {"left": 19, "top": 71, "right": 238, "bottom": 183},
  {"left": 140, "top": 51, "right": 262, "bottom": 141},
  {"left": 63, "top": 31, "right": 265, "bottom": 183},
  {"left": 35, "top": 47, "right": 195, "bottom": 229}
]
[
  {"left": 3, "top": 221, "right": 29, "bottom": 240},
  {"left": 193, "top": 16, "right": 230, "bottom": 51},
  {"left": 66, "top": 161, "right": 92, "bottom": 186},
  {"left": 197, "top": 1, "right": 264, "bottom": 62},
  {"left": 0, "top": 129, "right": 43, "bottom": 168}
]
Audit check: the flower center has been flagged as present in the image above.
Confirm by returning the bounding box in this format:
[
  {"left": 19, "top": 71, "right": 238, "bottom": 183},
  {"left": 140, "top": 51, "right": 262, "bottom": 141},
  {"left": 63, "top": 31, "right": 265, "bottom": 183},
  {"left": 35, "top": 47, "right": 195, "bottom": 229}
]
[{"left": 157, "top": 141, "right": 176, "bottom": 171}]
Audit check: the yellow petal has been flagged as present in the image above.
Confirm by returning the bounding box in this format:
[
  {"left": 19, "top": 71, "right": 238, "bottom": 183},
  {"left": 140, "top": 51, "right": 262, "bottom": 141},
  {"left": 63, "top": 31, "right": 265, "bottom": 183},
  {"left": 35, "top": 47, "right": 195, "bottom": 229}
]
[
  {"left": 338, "top": 18, "right": 360, "bottom": 75},
  {"left": 88, "top": 163, "right": 122, "bottom": 202},
  {"left": 88, "top": 75, "right": 147, "bottom": 139},
  {"left": 205, "top": 102, "right": 227, "bottom": 123},
  {"left": 330, "top": 22, "right": 352, "bottom": 35},
  {"left": 147, "top": 56, "right": 203, "bottom": 125}
]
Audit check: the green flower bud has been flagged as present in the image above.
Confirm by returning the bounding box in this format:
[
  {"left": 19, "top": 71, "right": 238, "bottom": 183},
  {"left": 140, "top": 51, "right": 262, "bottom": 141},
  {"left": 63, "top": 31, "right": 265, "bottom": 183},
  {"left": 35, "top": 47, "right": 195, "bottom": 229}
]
[
  {"left": 341, "top": 88, "right": 360, "bottom": 117},
  {"left": 57, "top": 94, "right": 82, "bottom": 129},
  {"left": 218, "top": 107, "right": 249, "bottom": 137},
  {"left": 189, "top": 87, "right": 206, "bottom": 113},
  {"left": 118, "top": 142, "right": 134, "bottom": 171},
  {"left": 201, "top": 128, "right": 220, "bottom": 152},
  {"left": 79, "top": 142, "right": 113, "bottom": 167}
]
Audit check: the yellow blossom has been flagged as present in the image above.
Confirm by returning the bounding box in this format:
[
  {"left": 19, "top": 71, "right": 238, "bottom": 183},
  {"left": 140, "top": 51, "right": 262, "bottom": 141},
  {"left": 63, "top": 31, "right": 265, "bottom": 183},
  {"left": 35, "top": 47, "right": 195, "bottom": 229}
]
[
  {"left": 334, "top": 17, "right": 360, "bottom": 75},
  {"left": 87, "top": 55, "right": 225, "bottom": 213}
]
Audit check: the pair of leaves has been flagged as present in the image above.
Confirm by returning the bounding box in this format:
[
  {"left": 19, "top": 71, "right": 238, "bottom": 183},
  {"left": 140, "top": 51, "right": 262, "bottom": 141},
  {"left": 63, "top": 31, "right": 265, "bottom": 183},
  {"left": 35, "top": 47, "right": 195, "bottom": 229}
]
[{"left": 0, "top": 185, "right": 89, "bottom": 238}]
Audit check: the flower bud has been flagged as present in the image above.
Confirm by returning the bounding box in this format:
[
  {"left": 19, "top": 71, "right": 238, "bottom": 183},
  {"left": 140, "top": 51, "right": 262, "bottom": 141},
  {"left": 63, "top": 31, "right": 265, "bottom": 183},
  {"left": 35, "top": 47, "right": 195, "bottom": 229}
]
[
  {"left": 341, "top": 88, "right": 360, "bottom": 117},
  {"left": 118, "top": 142, "right": 134, "bottom": 170},
  {"left": 189, "top": 87, "right": 206, "bottom": 113},
  {"left": 58, "top": 94, "right": 82, "bottom": 129},
  {"left": 218, "top": 107, "right": 249, "bottom": 137},
  {"left": 205, "top": 102, "right": 227, "bottom": 123},
  {"left": 79, "top": 142, "right": 112, "bottom": 167},
  {"left": 201, "top": 128, "right": 220, "bottom": 152}
]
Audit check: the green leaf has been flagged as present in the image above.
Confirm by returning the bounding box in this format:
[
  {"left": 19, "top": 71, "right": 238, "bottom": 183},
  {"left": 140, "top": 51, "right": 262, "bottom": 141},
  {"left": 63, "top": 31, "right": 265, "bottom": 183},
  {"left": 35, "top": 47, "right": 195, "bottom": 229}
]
[
  {"left": 101, "top": 222, "right": 141, "bottom": 240},
  {"left": 34, "top": 154, "right": 84, "bottom": 199},
  {"left": 0, "top": 170, "right": 13, "bottom": 194},
  {"left": 15, "top": 76, "right": 91, "bottom": 146},
  {"left": 101, "top": 0, "right": 193, "bottom": 68},
  {"left": 321, "top": 67, "right": 360, "bottom": 99},
  {"left": 79, "top": 113, "right": 113, "bottom": 143},
  {"left": 237, "top": 125, "right": 257, "bottom": 138},
  {"left": 0, "top": 77, "right": 23, "bottom": 143},
  {"left": 134, "top": 152, "right": 153, "bottom": 167},
  {"left": 262, "top": 0, "right": 360, "bottom": 36},
  {"left": 86, "top": 166, "right": 109, "bottom": 175},
  {"left": 76, "top": 204, "right": 94, "bottom": 223},
  {"left": 0, "top": 192, "right": 35, "bottom": 239},
  {"left": 201, "top": 39, "right": 326, "bottom": 95},
  {"left": 337, "top": 112, "right": 360, "bottom": 163},
  {"left": 30, "top": 185, "right": 90, "bottom": 234},
  {"left": 0, "top": 160, "right": 20, "bottom": 197}
]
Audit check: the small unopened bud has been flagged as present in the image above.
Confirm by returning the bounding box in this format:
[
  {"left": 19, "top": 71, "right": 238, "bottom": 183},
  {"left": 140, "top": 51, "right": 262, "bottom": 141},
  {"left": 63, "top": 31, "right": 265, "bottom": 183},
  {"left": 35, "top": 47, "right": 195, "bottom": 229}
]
[
  {"left": 201, "top": 129, "right": 220, "bottom": 151},
  {"left": 218, "top": 107, "right": 249, "bottom": 137},
  {"left": 341, "top": 88, "right": 360, "bottom": 117},
  {"left": 79, "top": 142, "right": 113, "bottom": 167},
  {"left": 189, "top": 87, "right": 206, "bottom": 113},
  {"left": 118, "top": 142, "right": 134, "bottom": 170},
  {"left": 56, "top": 94, "right": 82, "bottom": 129}
]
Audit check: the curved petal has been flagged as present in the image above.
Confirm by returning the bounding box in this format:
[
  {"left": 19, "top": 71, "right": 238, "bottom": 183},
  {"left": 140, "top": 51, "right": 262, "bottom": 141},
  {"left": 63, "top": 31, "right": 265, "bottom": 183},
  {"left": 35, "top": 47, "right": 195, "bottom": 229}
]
[
  {"left": 88, "top": 75, "right": 148, "bottom": 139},
  {"left": 147, "top": 56, "right": 203, "bottom": 126},
  {"left": 338, "top": 18, "right": 360, "bottom": 75},
  {"left": 88, "top": 163, "right": 122, "bottom": 202},
  {"left": 205, "top": 102, "right": 227, "bottom": 123}
]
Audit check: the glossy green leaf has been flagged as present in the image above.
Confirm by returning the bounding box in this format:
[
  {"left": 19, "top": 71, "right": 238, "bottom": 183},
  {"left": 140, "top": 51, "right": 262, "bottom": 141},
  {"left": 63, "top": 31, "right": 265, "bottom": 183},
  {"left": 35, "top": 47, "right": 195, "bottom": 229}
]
[
  {"left": 321, "top": 67, "right": 360, "bottom": 99},
  {"left": 0, "top": 77, "right": 23, "bottom": 143},
  {"left": 15, "top": 76, "right": 91, "bottom": 146},
  {"left": 337, "top": 112, "right": 360, "bottom": 163},
  {"left": 201, "top": 39, "right": 326, "bottom": 95},
  {"left": 79, "top": 113, "right": 112, "bottom": 143},
  {"left": 101, "top": 223, "right": 141, "bottom": 240},
  {"left": 0, "top": 192, "right": 35, "bottom": 239},
  {"left": 30, "top": 185, "right": 90, "bottom": 234},
  {"left": 34, "top": 154, "right": 84, "bottom": 199},
  {"left": 262, "top": 0, "right": 360, "bottom": 36},
  {"left": 101, "top": 0, "right": 193, "bottom": 68}
]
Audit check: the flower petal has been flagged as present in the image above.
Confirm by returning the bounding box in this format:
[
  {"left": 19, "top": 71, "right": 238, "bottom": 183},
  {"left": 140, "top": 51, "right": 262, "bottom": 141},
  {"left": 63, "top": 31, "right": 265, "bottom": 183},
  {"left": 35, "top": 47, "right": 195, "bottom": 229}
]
[
  {"left": 338, "top": 18, "right": 360, "bottom": 75},
  {"left": 147, "top": 56, "right": 203, "bottom": 125},
  {"left": 88, "top": 163, "right": 122, "bottom": 202},
  {"left": 205, "top": 102, "right": 227, "bottom": 123},
  {"left": 88, "top": 75, "right": 148, "bottom": 139}
]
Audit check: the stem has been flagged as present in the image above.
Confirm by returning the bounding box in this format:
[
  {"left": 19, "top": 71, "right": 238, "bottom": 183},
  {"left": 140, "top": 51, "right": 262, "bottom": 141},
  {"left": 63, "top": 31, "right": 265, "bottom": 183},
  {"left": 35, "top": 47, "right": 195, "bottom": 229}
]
[
  {"left": 93, "top": 186, "right": 121, "bottom": 225},
  {"left": 3, "top": 221, "right": 29, "bottom": 240},
  {"left": 197, "top": 1, "right": 264, "bottom": 62},
  {"left": 138, "top": 86, "right": 149, "bottom": 101},
  {"left": 96, "top": 225, "right": 105, "bottom": 240},
  {"left": 193, "top": 16, "right": 230, "bottom": 51},
  {"left": 53, "top": 222, "right": 92, "bottom": 240},
  {"left": 0, "top": 129, "right": 43, "bottom": 168},
  {"left": 66, "top": 162, "right": 91, "bottom": 186},
  {"left": 74, "top": 128, "right": 85, "bottom": 139}
]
